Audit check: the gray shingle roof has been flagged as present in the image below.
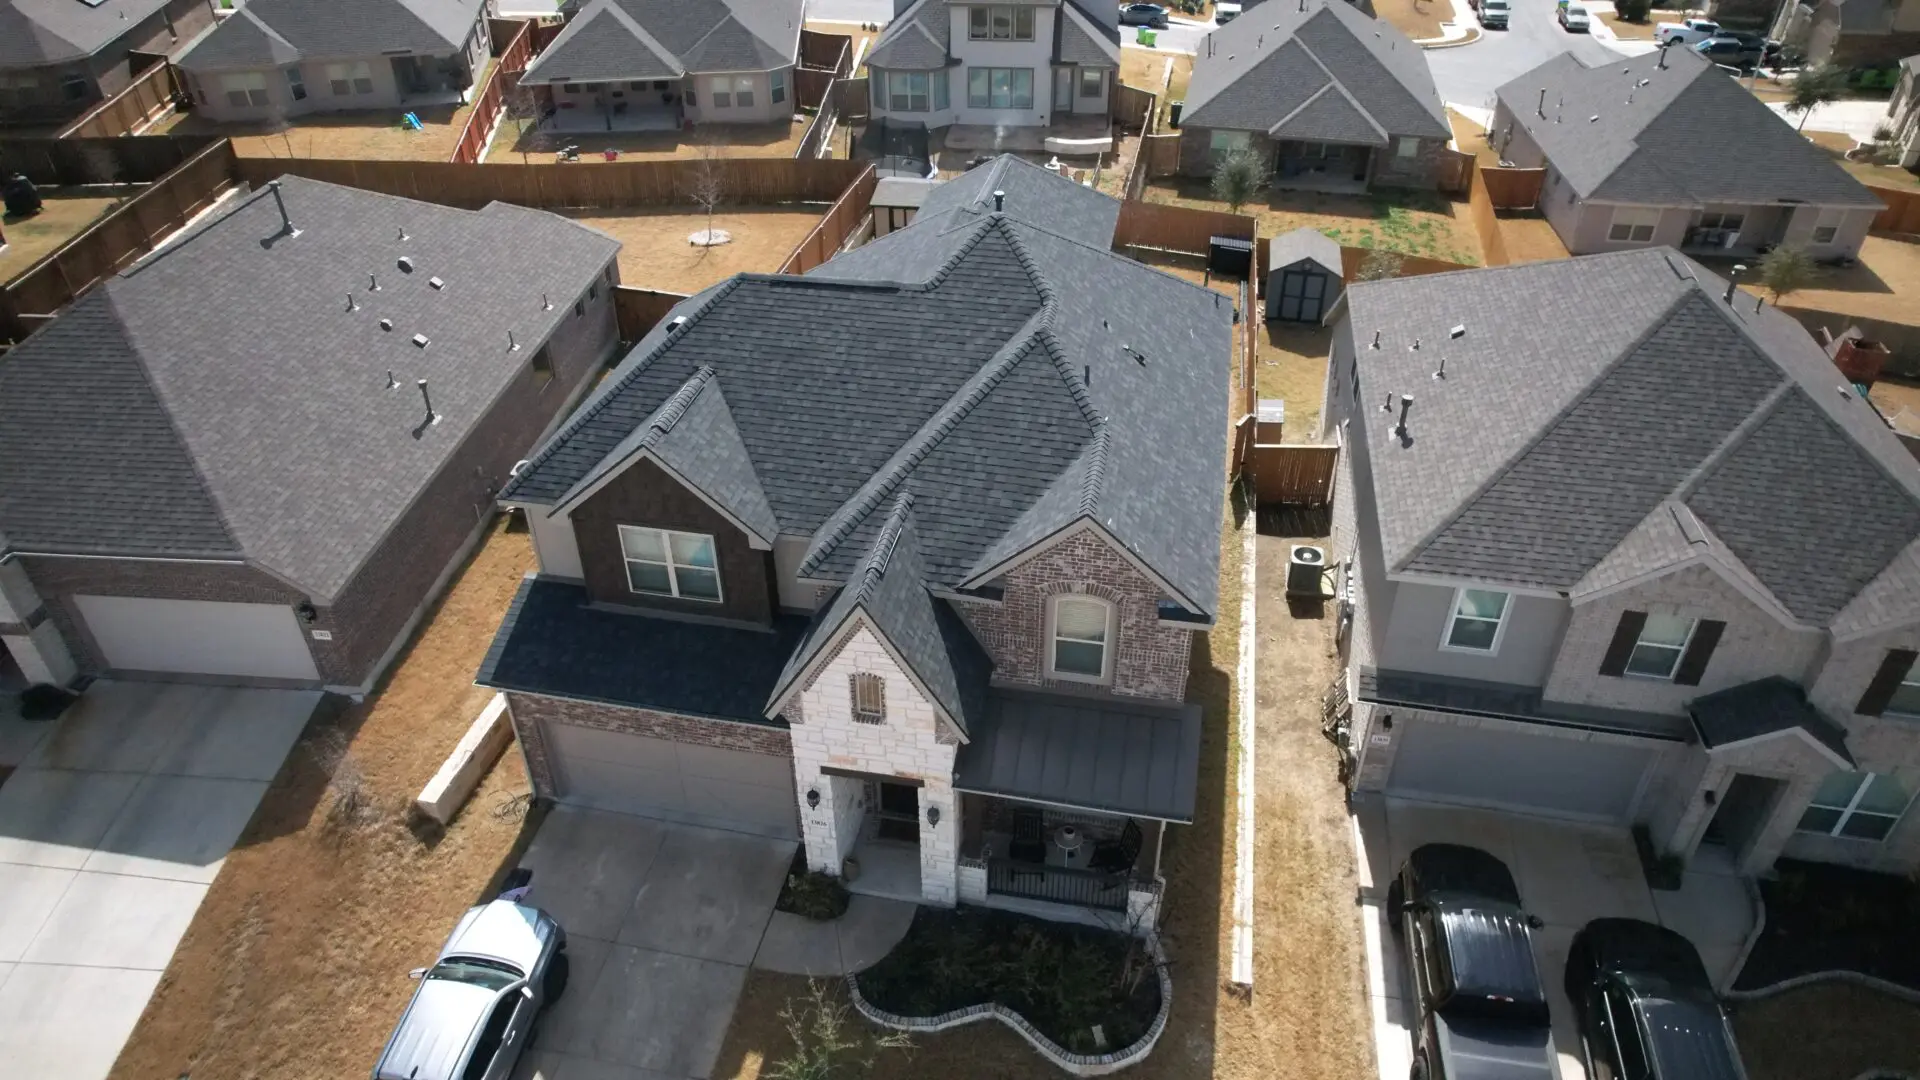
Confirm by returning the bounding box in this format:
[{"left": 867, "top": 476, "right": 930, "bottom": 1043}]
[
  {"left": 179, "top": 0, "right": 486, "bottom": 71},
  {"left": 1688, "top": 676, "right": 1852, "bottom": 765},
  {"left": 504, "top": 155, "right": 1231, "bottom": 620},
  {"left": 865, "top": 0, "right": 950, "bottom": 70},
  {"left": 0, "top": 176, "right": 618, "bottom": 601},
  {"left": 1, "top": 0, "right": 176, "bottom": 66},
  {"left": 954, "top": 688, "right": 1205, "bottom": 821},
  {"left": 522, "top": 0, "right": 802, "bottom": 84},
  {"left": 1342, "top": 248, "right": 1920, "bottom": 629},
  {"left": 1270, "top": 226, "right": 1342, "bottom": 275},
  {"left": 1055, "top": 0, "right": 1121, "bottom": 66},
  {"left": 910, "top": 154, "right": 1121, "bottom": 247},
  {"left": 1183, "top": 0, "right": 1448, "bottom": 140},
  {"left": 1494, "top": 47, "right": 1883, "bottom": 208}
]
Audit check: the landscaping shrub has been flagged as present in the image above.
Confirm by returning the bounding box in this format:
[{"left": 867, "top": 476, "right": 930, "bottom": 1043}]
[
  {"left": 1615, "top": 0, "right": 1652, "bottom": 21},
  {"left": 18, "top": 683, "right": 76, "bottom": 722},
  {"left": 856, "top": 906, "right": 1161, "bottom": 1054},
  {"left": 778, "top": 850, "right": 851, "bottom": 921},
  {"left": 768, "top": 980, "right": 909, "bottom": 1080}
]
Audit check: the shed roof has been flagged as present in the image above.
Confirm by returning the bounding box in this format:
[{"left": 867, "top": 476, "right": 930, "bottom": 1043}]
[{"left": 1269, "top": 226, "right": 1342, "bottom": 275}]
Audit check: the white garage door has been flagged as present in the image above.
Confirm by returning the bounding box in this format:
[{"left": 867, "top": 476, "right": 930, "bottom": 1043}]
[
  {"left": 75, "top": 595, "right": 320, "bottom": 681},
  {"left": 546, "top": 722, "right": 799, "bottom": 839},
  {"left": 1387, "top": 716, "right": 1657, "bottom": 823}
]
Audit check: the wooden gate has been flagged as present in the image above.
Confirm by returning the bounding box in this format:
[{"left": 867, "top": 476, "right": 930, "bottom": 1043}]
[{"left": 1248, "top": 444, "right": 1338, "bottom": 506}]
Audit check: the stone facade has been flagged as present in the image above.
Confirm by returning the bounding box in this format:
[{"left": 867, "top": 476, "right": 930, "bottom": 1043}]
[
  {"left": 788, "top": 622, "right": 961, "bottom": 906},
  {"left": 505, "top": 690, "right": 794, "bottom": 797},
  {"left": 957, "top": 528, "right": 1195, "bottom": 702}
]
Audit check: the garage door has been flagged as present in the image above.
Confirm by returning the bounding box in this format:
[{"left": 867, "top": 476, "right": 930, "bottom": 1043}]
[
  {"left": 75, "top": 595, "right": 320, "bottom": 681},
  {"left": 546, "top": 722, "right": 798, "bottom": 839},
  {"left": 1387, "top": 717, "right": 1656, "bottom": 823}
]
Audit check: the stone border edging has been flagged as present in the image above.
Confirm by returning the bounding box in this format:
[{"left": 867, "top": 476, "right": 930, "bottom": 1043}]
[
  {"left": 1724, "top": 968, "right": 1920, "bottom": 1007},
  {"left": 847, "top": 936, "right": 1174, "bottom": 1076}
]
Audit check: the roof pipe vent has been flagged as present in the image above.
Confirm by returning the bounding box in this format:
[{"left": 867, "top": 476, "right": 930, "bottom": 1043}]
[
  {"left": 386, "top": 370, "right": 397, "bottom": 390},
  {"left": 1537, "top": 87, "right": 1546, "bottom": 117},
  {"left": 418, "top": 379, "right": 438, "bottom": 424},
  {"left": 1395, "top": 394, "right": 1414, "bottom": 437},
  {"left": 1724, "top": 263, "right": 1747, "bottom": 304},
  {"left": 992, "top": 189, "right": 1005, "bottom": 212},
  {"left": 397, "top": 225, "right": 408, "bottom": 242},
  {"left": 508, "top": 329, "right": 520, "bottom": 352},
  {"left": 369, "top": 273, "right": 380, "bottom": 292},
  {"left": 267, "top": 180, "right": 298, "bottom": 238},
  {"left": 1433, "top": 356, "right": 1447, "bottom": 380},
  {"left": 346, "top": 293, "right": 358, "bottom": 312},
  {"left": 1370, "top": 329, "right": 1382, "bottom": 350}
]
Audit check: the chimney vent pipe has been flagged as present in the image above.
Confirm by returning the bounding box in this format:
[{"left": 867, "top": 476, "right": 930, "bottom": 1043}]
[
  {"left": 418, "top": 379, "right": 437, "bottom": 421},
  {"left": 1537, "top": 87, "right": 1547, "bottom": 116},
  {"left": 1396, "top": 394, "right": 1414, "bottom": 435},
  {"left": 992, "top": 189, "right": 1005, "bottom": 212},
  {"left": 1724, "top": 263, "right": 1746, "bottom": 304},
  {"left": 267, "top": 180, "right": 297, "bottom": 237}
]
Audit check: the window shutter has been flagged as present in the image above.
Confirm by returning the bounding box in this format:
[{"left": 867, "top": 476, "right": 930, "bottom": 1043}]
[
  {"left": 1856, "top": 649, "right": 1919, "bottom": 716},
  {"left": 1598, "top": 611, "right": 1647, "bottom": 677},
  {"left": 1672, "top": 619, "right": 1725, "bottom": 686}
]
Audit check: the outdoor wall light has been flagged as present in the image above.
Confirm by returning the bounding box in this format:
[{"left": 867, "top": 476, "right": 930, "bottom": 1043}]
[
  {"left": 927, "top": 806, "right": 941, "bottom": 827},
  {"left": 806, "top": 788, "right": 820, "bottom": 810},
  {"left": 295, "top": 601, "right": 318, "bottom": 625},
  {"left": 1381, "top": 713, "right": 1394, "bottom": 731}
]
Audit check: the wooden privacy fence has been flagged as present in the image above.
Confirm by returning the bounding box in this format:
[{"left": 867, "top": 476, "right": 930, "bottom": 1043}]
[
  {"left": 1434, "top": 146, "right": 1473, "bottom": 196},
  {"left": 613, "top": 286, "right": 691, "bottom": 345},
  {"left": 3, "top": 139, "right": 240, "bottom": 342},
  {"left": 56, "top": 60, "right": 181, "bottom": 139},
  {"left": 1481, "top": 166, "right": 1545, "bottom": 210},
  {"left": 1112, "top": 84, "right": 1157, "bottom": 135},
  {"left": 1467, "top": 168, "right": 1510, "bottom": 268},
  {"left": 1868, "top": 185, "right": 1920, "bottom": 235},
  {"left": 450, "top": 19, "right": 536, "bottom": 164},
  {"left": 1113, "top": 200, "right": 1255, "bottom": 257},
  {"left": 1337, "top": 245, "right": 1474, "bottom": 282},
  {"left": 779, "top": 165, "right": 877, "bottom": 273},
  {"left": 233, "top": 156, "right": 867, "bottom": 209},
  {"left": 801, "top": 29, "right": 855, "bottom": 73},
  {"left": 0, "top": 135, "right": 219, "bottom": 186},
  {"left": 1247, "top": 444, "right": 1338, "bottom": 506},
  {"left": 795, "top": 78, "right": 846, "bottom": 158}
]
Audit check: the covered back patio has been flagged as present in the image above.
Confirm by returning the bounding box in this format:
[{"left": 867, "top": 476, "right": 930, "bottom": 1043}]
[
  {"left": 1274, "top": 137, "right": 1374, "bottom": 194},
  {"left": 536, "top": 80, "right": 686, "bottom": 133}
]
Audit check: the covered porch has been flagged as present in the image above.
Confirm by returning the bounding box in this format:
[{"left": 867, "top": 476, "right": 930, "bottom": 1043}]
[
  {"left": 957, "top": 797, "right": 1166, "bottom": 929},
  {"left": 1273, "top": 138, "right": 1373, "bottom": 194},
  {"left": 1678, "top": 203, "right": 1793, "bottom": 258},
  {"left": 537, "top": 80, "right": 686, "bottom": 133}
]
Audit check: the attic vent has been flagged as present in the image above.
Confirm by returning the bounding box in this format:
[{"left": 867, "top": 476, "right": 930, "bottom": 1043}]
[
  {"left": 668, "top": 315, "right": 689, "bottom": 334},
  {"left": 379, "top": 318, "right": 394, "bottom": 331},
  {"left": 397, "top": 256, "right": 415, "bottom": 273},
  {"left": 429, "top": 276, "right": 445, "bottom": 290},
  {"left": 1589, "top": 115, "right": 1600, "bottom": 123},
  {"left": 1449, "top": 324, "right": 1465, "bottom": 339},
  {"left": 397, "top": 226, "right": 409, "bottom": 241},
  {"left": 1837, "top": 384, "right": 1854, "bottom": 400},
  {"left": 412, "top": 333, "right": 429, "bottom": 348}
]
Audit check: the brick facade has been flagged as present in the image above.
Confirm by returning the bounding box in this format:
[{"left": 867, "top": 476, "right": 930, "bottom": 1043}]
[
  {"left": 956, "top": 528, "right": 1196, "bottom": 702},
  {"left": 505, "top": 690, "right": 794, "bottom": 797},
  {"left": 1175, "top": 128, "right": 1445, "bottom": 190}
]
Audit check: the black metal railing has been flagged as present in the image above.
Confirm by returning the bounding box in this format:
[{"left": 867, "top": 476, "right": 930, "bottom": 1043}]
[{"left": 985, "top": 858, "right": 1131, "bottom": 912}]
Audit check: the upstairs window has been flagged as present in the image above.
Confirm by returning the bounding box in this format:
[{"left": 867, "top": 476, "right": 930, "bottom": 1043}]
[
  {"left": 1798, "top": 771, "right": 1912, "bottom": 842},
  {"left": 619, "top": 526, "right": 722, "bottom": 602},
  {"left": 969, "top": 5, "right": 1035, "bottom": 40},
  {"left": 1624, "top": 615, "right": 1694, "bottom": 680},
  {"left": 1442, "top": 588, "right": 1509, "bottom": 652},
  {"left": 851, "top": 672, "right": 887, "bottom": 724},
  {"left": 1049, "top": 595, "right": 1113, "bottom": 682}
]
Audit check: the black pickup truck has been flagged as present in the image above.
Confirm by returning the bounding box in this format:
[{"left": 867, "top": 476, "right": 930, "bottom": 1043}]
[{"left": 1388, "top": 844, "right": 1556, "bottom": 1080}]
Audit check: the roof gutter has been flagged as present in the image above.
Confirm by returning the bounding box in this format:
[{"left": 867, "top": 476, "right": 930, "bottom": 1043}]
[{"left": 0, "top": 549, "right": 247, "bottom": 567}]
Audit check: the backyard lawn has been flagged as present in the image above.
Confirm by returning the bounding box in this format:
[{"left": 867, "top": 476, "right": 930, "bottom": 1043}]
[
  {"left": 562, "top": 206, "right": 826, "bottom": 293},
  {"left": 1371, "top": 0, "right": 1449, "bottom": 41},
  {"left": 1145, "top": 180, "right": 1482, "bottom": 265},
  {"left": 1448, "top": 108, "right": 1502, "bottom": 166},
  {"left": 1700, "top": 236, "right": 1920, "bottom": 325},
  {"left": 1257, "top": 323, "right": 1335, "bottom": 437},
  {"left": 153, "top": 90, "right": 482, "bottom": 162},
  {"left": 1496, "top": 211, "right": 1571, "bottom": 263},
  {"left": 486, "top": 118, "right": 810, "bottom": 163},
  {"left": 107, "top": 520, "right": 542, "bottom": 1080},
  {"left": 1, "top": 190, "right": 130, "bottom": 281}
]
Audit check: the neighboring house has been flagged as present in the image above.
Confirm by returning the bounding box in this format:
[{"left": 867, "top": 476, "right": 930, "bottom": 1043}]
[
  {"left": 863, "top": 0, "right": 1120, "bottom": 132},
  {"left": 478, "top": 155, "right": 1230, "bottom": 930},
  {"left": 1176, "top": 0, "right": 1452, "bottom": 192},
  {"left": 1493, "top": 47, "right": 1883, "bottom": 259},
  {"left": 0, "top": 0, "right": 216, "bottom": 125},
  {"left": 0, "top": 176, "right": 620, "bottom": 694},
  {"left": 1780, "top": 0, "right": 1920, "bottom": 67},
  {"left": 1889, "top": 53, "right": 1920, "bottom": 167},
  {"left": 1322, "top": 247, "right": 1920, "bottom": 881},
  {"left": 517, "top": 0, "right": 806, "bottom": 132},
  {"left": 175, "top": 0, "right": 495, "bottom": 124}
]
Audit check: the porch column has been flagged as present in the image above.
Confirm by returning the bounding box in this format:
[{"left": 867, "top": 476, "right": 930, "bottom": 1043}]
[
  {"left": 798, "top": 770, "right": 865, "bottom": 876},
  {"left": 918, "top": 776, "right": 959, "bottom": 906},
  {"left": 2, "top": 622, "right": 76, "bottom": 687}
]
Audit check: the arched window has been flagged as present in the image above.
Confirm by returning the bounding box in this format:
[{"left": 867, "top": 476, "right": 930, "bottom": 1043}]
[{"left": 1048, "top": 595, "right": 1114, "bottom": 684}]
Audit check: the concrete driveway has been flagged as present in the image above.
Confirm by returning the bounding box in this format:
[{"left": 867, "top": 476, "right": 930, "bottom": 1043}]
[
  {"left": 511, "top": 807, "right": 795, "bottom": 1080},
  {"left": 0, "top": 680, "right": 319, "bottom": 1080},
  {"left": 1355, "top": 796, "right": 1757, "bottom": 1080}
]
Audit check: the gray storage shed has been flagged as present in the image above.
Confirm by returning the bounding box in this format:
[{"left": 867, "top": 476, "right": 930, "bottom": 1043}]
[{"left": 1265, "top": 227, "right": 1343, "bottom": 323}]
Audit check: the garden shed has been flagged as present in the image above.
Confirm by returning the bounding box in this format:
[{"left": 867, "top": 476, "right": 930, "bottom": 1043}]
[{"left": 1265, "top": 227, "right": 1343, "bottom": 324}]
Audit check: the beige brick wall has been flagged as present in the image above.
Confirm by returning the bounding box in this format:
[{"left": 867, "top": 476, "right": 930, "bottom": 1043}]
[
  {"left": 1787, "top": 622, "right": 1920, "bottom": 873},
  {"left": 1543, "top": 564, "right": 1824, "bottom": 715}
]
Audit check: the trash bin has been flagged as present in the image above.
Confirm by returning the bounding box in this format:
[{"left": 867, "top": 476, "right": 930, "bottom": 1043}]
[{"left": 1137, "top": 27, "right": 1158, "bottom": 46}]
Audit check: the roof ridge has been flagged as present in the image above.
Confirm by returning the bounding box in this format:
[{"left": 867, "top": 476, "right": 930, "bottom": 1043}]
[
  {"left": 638, "top": 365, "right": 717, "bottom": 448},
  {"left": 600, "top": 1, "right": 688, "bottom": 74},
  {"left": 1078, "top": 420, "right": 1111, "bottom": 516},
  {"left": 1673, "top": 377, "right": 1792, "bottom": 504},
  {"left": 1038, "top": 327, "right": 1101, "bottom": 424},
  {"left": 853, "top": 491, "right": 916, "bottom": 603},
  {"left": 993, "top": 217, "right": 1058, "bottom": 307},
  {"left": 1265, "top": 81, "right": 1338, "bottom": 137}
]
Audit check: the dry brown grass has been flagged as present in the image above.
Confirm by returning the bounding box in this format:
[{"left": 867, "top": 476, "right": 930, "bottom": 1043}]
[
  {"left": 1596, "top": 8, "right": 1690, "bottom": 39},
  {"left": 1146, "top": 180, "right": 1482, "bottom": 265},
  {"left": 1732, "top": 983, "right": 1920, "bottom": 1080},
  {"left": 1870, "top": 377, "right": 1920, "bottom": 435},
  {"left": 107, "top": 521, "right": 542, "bottom": 1080},
  {"left": 1805, "top": 129, "right": 1920, "bottom": 192},
  {"left": 1496, "top": 211, "right": 1572, "bottom": 263},
  {"left": 1701, "top": 236, "right": 1920, "bottom": 324},
  {"left": 1, "top": 190, "right": 129, "bottom": 281},
  {"left": 153, "top": 99, "right": 479, "bottom": 162},
  {"left": 487, "top": 119, "right": 809, "bottom": 163},
  {"left": 1371, "top": 0, "right": 1449, "bottom": 41},
  {"left": 1447, "top": 108, "right": 1504, "bottom": 166},
  {"left": 562, "top": 205, "right": 826, "bottom": 292},
  {"left": 1257, "top": 323, "right": 1334, "bottom": 437}
]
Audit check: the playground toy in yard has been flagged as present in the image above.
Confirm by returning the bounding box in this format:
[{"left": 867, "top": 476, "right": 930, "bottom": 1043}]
[
  {"left": 401, "top": 112, "right": 423, "bottom": 130},
  {"left": 602, "top": 148, "right": 619, "bottom": 160}
]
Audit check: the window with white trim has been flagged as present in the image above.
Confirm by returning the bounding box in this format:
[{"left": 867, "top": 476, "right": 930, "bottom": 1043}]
[
  {"left": 286, "top": 66, "right": 306, "bottom": 101},
  {"left": 1624, "top": 614, "right": 1695, "bottom": 680},
  {"left": 1079, "top": 68, "right": 1103, "bottom": 99},
  {"left": 1442, "top": 588, "right": 1509, "bottom": 652},
  {"left": 969, "top": 5, "right": 1035, "bottom": 40},
  {"left": 967, "top": 67, "right": 1033, "bottom": 109},
  {"left": 708, "top": 75, "right": 732, "bottom": 108},
  {"left": 326, "top": 61, "right": 373, "bottom": 95},
  {"left": 887, "top": 71, "right": 929, "bottom": 112},
  {"left": 1811, "top": 207, "right": 1845, "bottom": 245},
  {"left": 1697, "top": 210, "right": 1745, "bottom": 232},
  {"left": 1395, "top": 136, "right": 1419, "bottom": 159},
  {"left": 1798, "top": 771, "right": 1912, "bottom": 841},
  {"left": 1890, "top": 664, "right": 1920, "bottom": 717},
  {"left": 1049, "top": 596, "right": 1113, "bottom": 682},
  {"left": 851, "top": 672, "right": 886, "bottom": 723},
  {"left": 220, "top": 72, "right": 269, "bottom": 108},
  {"left": 733, "top": 75, "right": 755, "bottom": 108},
  {"left": 1607, "top": 206, "right": 1659, "bottom": 243},
  {"left": 618, "top": 526, "right": 722, "bottom": 601},
  {"left": 1208, "top": 127, "right": 1250, "bottom": 163}
]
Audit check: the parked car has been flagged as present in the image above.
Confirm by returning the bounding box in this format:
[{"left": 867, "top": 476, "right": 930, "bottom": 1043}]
[
  {"left": 1559, "top": 3, "right": 1591, "bottom": 30},
  {"left": 1480, "top": 0, "right": 1510, "bottom": 28},
  {"left": 372, "top": 900, "right": 569, "bottom": 1080},
  {"left": 1656, "top": 16, "right": 1721, "bottom": 44},
  {"left": 1120, "top": 2, "right": 1170, "bottom": 27},
  {"left": 1694, "top": 35, "right": 1762, "bottom": 67},
  {"left": 1564, "top": 919, "right": 1748, "bottom": 1080},
  {"left": 1388, "top": 844, "right": 1555, "bottom": 1080},
  {"left": 1215, "top": 0, "right": 1242, "bottom": 22}
]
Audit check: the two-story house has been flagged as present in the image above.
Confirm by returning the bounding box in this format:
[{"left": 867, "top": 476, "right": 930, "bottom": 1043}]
[
  {"left": 1775, "top": 0, "right": 1920, "bottom": 68},
  {"left": 477, "top": 156, "right": 1229, "bottom": 930},
  {"left": 1, "top": 0, "right": 216, "bottom": 125},
  {"left": 863, "top": 0, "right": 1120, "bottom": 138},
  {"left": 1323, "top": 248, "right": 1920, "bottom": 881}
]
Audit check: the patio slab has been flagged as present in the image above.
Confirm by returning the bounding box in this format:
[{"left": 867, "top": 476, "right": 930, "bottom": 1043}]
[{"left": 615, "top": 826, "right": 792, "bottom": 966}]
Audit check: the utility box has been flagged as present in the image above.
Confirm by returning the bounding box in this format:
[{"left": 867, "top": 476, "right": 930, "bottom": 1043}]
[{"left": 1208, "top": 235, "right": 1253, "bottom": 278}]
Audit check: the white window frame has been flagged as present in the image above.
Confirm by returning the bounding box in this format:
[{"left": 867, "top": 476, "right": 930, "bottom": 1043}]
[
  {"left": 708, "top": 75, "right": 732, "bottom": 108},
  {"left": 1623, "top": 614, "right": 1697, "bottom": 681},
  {"left": 1046, "top": 595, "right": 1115, "bottom": 684},
  {"left": 1887, "top": 664, "right": 1920, "bottom": 718},
  {"left": 969, "top": 5, "right": 1035, "bottom": 40},
  {"left": 1078, "top": 68, "right": 1103, "bottom": 99},
  {"left": 1439, "top": 587, "right": 1511, "bottom": 654},
  {"left": 1811, "top": 207, "right": 1845, "bottom": 245},
  {"left": 966, "top": 67, "right": 1034, "bottom": 110},
  {"left": 887, "top": 70, "right": 929, "bottom": 112},
  {"left": 617, "top": 525, "right": 724, "bottom": 603},
  {"left": 1797, "top": 771, "right": 1913, "bottom": 842},
  {"left": 771, "top": 68, "right": 787, "bottom": 104},
  {"left": 1607, "top": 206, "right": 1659, "bottom": 244},
  {"left": 220, "top": 71, "right": 269, "bottom": 108},
  {"left": 734, "top": 74, "right": 755, "bottom": 109},
  {"left": 285, "top": 66, "right": 306, "bottom": 101}
]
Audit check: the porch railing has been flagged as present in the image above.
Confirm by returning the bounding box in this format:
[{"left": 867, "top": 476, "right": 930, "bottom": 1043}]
[{"left": 985, "top": 858, "right": 1131, "bottom": 912}]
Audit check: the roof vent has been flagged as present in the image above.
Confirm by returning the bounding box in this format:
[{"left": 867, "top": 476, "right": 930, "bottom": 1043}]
[
  {"left": 1589, "top": 115, "right": 1600, "bottom": 123},
  {"left": 1395, "top": 394, "right": 1413, "bottom": 437},
  {"left": 1837, "top": 384, "right": 1853, "bottom": 400},
  {"left": 1370, "top": 329, "right": 1382, "bottom": 349},
  {"left": 668, "top": 315, "right": 689, "bottom": 334},
  {"left": 412, "top": 333, "right": 429, "bottom": 348},
  {"left": 345, "top": 293, "right": 358, "bottom": 312},
  {"left": 379, "top": 318, "right": 393, "bottom": 331},
  {"left": 397, "top": 225, "right": 409, "bottom": 241},
  {"left": 417, "top": 379, "right": 439, "bottom": 425},
  {"left": 1449, "top": 324, "right": 1465, "bottom": 339},
  {"left": 397, "top": 256, "right": 415, "bottom": 273},
  {"left": 1433, "top": 356, "right": 1447, "bottom": 380},
  {"left": 386, "top": 369, "right": 397, "bottom": 390},
  {"left": 369, "top": 273, "right": 380, "bottom": 291},
  {"left": 508, "top": 329, "right": 520, "bottom": 352},
  {"left": 429, "top": 276, "right": 445, "bottom": 291},
  {"left": 542, "top": 292, "right": 553, "bottom": 311},
  {"left": 1408, "top": 337, "right": 1421, "bottom": 351},
  {"left": 992, "top": 189, "right": 1005, "bottom": 212}
]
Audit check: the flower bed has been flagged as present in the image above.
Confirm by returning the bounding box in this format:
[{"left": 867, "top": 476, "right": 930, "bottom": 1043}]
[
  {"left": 852, "top": 906, "right": 1162, "bottom": 1056},
  {"left": 1734, "top": 859, "right": 1920, "bottom": 993},
  {"left": 775, "top": 849, "right": 850, "bottom": 921}
]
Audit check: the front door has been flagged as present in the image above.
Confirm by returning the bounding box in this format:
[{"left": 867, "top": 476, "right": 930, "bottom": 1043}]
[
  {"left": 1053, "top": 67, "right": 1072, "bottom": 115},
  {"left": 1703, "top": 773, "right": 1786, "bottom": 864},
  {"left": 1276, "top": 268, "right": 1327, "bottom": 322},
  {"left": 875, "top": 781, "right": 920, "bottom": 844}
]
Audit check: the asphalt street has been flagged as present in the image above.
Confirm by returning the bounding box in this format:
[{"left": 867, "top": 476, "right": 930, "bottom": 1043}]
[{"left": 1423, "top": 0, "right": 1629, "bottom": 107}]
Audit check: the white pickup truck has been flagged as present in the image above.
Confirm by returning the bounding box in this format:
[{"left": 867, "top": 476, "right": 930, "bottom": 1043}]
[{"left": 1655, "top": 17, "right": 1721, "bottom": 44}]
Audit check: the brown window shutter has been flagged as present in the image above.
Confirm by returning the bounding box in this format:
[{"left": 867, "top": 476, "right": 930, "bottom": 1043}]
[
  {"left": 1672, "top": 619, "right": 1726, "bottom": 686},
  {"left": 1599, "top": 611, "right": 1647, "bottom": 677},
  {"left": 1856, "top": 649, "right": 1918, "bottom": 716}
]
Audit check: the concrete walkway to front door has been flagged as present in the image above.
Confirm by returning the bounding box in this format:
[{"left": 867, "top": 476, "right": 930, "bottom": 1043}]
[{"left": 510, "top": 807, "right": 795, "bottom": 1080}]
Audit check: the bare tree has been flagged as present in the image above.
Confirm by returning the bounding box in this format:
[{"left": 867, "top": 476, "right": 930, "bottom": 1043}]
[
  {"left": 765, "top": 980, "right": 910, "bottom": 1080},
  {"left": 685, "top": 135, "right": 729, "bottom": 246}
]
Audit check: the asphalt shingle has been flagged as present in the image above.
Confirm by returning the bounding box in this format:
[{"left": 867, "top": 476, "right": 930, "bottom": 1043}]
[
  {"left": 2, "top": 0, "right": 176, "bottom": 66},
  {"left": 179, "top": 0, "right": 486, "bottom": 71},
  {"left": 521, "top": 0, "right": 802, "bottom": 84}
]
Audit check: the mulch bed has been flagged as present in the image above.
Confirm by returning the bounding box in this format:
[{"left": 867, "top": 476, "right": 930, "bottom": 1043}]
[
  {"left": 854, "top": 905, "right": 1161, "bottom": 1055},
  {"left": 1734, "top": 858, "right": 1920, "bottom": 992},
  {"left": 774, "top": 848, "right": 850, "bottom": 921}
]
